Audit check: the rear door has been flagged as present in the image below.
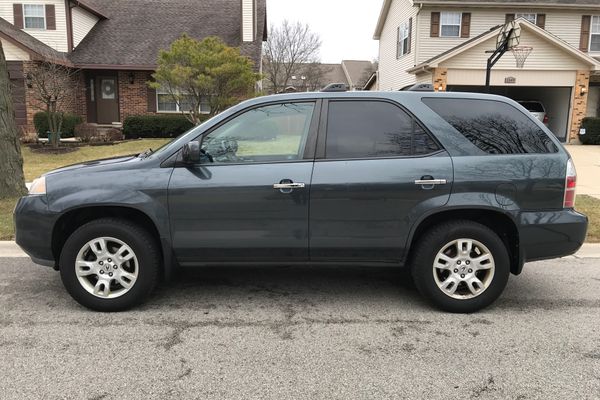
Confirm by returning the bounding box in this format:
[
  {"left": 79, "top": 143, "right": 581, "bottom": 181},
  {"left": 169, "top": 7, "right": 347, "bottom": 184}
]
[{"left": 309, "top": 99, "right": 453, "bottom": 262}]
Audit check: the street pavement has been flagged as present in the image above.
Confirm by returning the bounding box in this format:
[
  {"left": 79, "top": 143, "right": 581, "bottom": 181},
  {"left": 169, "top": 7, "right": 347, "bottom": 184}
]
[
  {"left": 565, "top": 144, "right": 600, "bottom": 200},
  {"left": 0, "top": 257, "right": 599, "bottom": 399}
]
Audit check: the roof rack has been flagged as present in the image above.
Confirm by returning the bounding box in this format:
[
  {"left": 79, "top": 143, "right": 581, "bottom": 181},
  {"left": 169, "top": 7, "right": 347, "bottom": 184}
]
[
  {"left": 401, "top": 83, "right": 434, "bottom": 92},
  {"left": 321, "top": 83, "right": 348, "bottom": 92}
]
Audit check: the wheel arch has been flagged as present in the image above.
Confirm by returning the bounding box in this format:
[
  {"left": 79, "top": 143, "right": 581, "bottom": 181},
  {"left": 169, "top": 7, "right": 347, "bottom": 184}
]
[
  {"left": 406, "top": 207, "right": 522, "bottom": 275},
  {"left": 51, "top": 205, "right": 174, "bottom": 280}
]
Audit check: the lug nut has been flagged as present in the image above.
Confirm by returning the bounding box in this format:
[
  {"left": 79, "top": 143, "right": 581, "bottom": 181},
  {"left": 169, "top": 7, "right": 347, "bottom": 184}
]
[
  {"left": 108, "top": 258, "right": 112, "bottom": 262},
  {"left": 113, "top": 265, "right": 118, "bottom": 269},
  {"left": 453, "top": 269, "right": 458, "bottom": 273},
  {"left": 99, "top": 261, "right": 104, "bottom": 265},
  {"left": 466, "top": 260, "right": 470, "bottom": 265},
  {"left": 468, "top": 269, "right": 473, "bottom": 273},
  {"left": 100, "top": 270, "right": 104, "bottom": 274},
  {"left": 108, "top": 272, "right": 113, "bottom": 277},
  {"left": 460, "top": 274, "right": 465, "bottom": 278},
  {"left": 457, "top": 260, "right": 461, "bottom": 265}
]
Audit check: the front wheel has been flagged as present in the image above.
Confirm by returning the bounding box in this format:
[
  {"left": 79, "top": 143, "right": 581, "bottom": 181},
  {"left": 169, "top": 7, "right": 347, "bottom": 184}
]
[
  {"left": 59, "top": 218, "right": 160, "bottom": 311},
  {"left": 410, "top": 220, "right": 510, "bottom": 313}
]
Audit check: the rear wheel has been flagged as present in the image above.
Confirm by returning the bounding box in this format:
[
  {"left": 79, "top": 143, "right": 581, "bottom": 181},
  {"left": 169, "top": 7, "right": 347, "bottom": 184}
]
[
  {"left": 59, "top": 218, "right": 160, "bottom": 311},
  {"left": 410, "top": 220, "right": 510, "bottom": 313}
]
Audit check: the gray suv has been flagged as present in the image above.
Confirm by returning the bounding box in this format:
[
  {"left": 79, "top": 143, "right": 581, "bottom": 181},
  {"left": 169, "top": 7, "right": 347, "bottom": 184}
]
[{"left": 14, "top": 91, "right": 587, "bottom": 313}]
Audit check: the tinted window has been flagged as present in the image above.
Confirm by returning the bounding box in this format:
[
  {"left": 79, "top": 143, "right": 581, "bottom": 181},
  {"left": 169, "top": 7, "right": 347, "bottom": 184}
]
[
  {"left": 201, "top": 102, "right": 314, "bottom": 163},
  {"left": 423, "top": 98, "right": 557, "bottom": 154},
  {"left": 518, "top": 101, "right": 544, "bottom": 113},
  {"left": 325, "top": 101, "right": 439, "bottom": 159}
]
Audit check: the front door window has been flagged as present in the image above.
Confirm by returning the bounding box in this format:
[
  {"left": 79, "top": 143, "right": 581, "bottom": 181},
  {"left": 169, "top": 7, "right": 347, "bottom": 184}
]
[{"left": 100, "top": 78, "right": 116, "bottom": 100}]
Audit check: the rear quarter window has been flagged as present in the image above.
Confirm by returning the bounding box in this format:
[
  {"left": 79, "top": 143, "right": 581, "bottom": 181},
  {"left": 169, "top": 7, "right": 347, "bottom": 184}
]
[{"left": 422, "top": 98, "right": 557, "bottom": 154}]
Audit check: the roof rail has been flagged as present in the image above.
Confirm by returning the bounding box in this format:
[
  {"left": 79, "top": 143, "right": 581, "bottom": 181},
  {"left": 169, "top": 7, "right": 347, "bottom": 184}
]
[
  {"left": 401, "top": 83, "right": 435, "bottom": 92},
  {"left": 321, "top": 83, "right": 348, "bottom": 92}
]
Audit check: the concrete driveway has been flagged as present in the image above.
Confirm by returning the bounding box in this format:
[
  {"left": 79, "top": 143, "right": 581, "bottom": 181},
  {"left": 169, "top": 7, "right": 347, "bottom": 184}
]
[
  {"left": 1, "top": 257, "right": 599, "bottom": 399},
  {"left": 566, "top": 145, "right": 600, "bottom": 199}
]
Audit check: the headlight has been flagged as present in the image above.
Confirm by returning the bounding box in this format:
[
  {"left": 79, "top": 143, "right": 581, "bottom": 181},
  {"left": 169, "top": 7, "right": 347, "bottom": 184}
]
[{"left": 28, "top": 177, "right": 46, "bottom": 195}]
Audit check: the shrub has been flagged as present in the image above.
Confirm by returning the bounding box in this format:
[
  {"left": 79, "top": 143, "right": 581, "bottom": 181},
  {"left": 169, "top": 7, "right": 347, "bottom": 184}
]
[
  {"left": 74, "top": 123, "right": 98, "bottom": 143},
  {"left": 105, "top": 128, "right": 124, "bottom": 142},
  {"left": 34, "top": 112, "right": 83, "bottom": 138},
  {"left": 579, "top": 117, "right": 600, "bottom": 145},
  {"left": 123, "top": 114, "right": 201, "bottom": 139}
]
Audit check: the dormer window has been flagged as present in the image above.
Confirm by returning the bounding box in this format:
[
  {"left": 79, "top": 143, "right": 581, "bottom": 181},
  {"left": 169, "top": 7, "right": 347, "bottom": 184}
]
[
  {"left": 516, "top": 13, "right": 537, "bottom": 24},
  {"left": 440, "top": 12, "right": 461, "bottom": 37},
  {"left": 23, "top": 4, "right": 45, "bottom": 29}
]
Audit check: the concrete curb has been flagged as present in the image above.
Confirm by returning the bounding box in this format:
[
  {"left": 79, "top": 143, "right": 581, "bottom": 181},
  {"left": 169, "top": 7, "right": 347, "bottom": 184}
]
[{"left": 2, "top": 241, "right": 600, "bottom": 259}]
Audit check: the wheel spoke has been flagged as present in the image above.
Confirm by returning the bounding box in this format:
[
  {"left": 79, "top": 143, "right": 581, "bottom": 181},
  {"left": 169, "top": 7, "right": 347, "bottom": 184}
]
[
  {"left": 457, "top": 239, "right": 473, "bottom": 255},
  {"left": 117, "top": 275, "right": 133, "bottom": 289},
  {"left": 90, "top": 238, "right": 108, "bottom": 257},
  {"left": 473, "top": 254, "right": 493, "bottom": 270},
  {"left": 434, "top": 253, "right": 455, "bottom": 270},
  {"left": 440, "top": 277, "right": 458, "bottom": 295},
  {"left": 116, "top": 245, "right": 134, "bottom": 263},
  {"left": 75, "top": 261, "right": 95, "bottom": 277},
  {"left": 93, "top": 279, "right": 110, "bottom": 297},
  {"left": 466, "top": 277, "right": 484, "bottom": 295}
]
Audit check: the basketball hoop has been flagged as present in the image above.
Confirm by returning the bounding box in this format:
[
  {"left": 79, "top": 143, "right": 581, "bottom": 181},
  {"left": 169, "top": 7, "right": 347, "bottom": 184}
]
[{"left": 511, "top": 46, "right": 533, "bottom": 68}]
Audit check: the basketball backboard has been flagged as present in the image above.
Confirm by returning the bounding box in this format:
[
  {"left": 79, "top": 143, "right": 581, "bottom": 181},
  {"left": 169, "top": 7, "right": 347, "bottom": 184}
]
[{"left": 496, "top": 20, "right": 521, "bottom": 50}]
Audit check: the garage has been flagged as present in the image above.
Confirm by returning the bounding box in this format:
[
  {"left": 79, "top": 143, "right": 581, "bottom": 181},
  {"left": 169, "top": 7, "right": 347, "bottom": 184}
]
[{"left": 447, "top": 85, "right": 572, "bottom": 142}]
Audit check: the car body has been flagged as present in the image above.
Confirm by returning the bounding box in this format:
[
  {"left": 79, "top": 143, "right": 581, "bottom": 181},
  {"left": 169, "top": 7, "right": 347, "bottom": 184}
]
[
  {"left": 14, "top": 91, "right": 587, "bottom": 312},
  {"left": 518, "top": 100, "right": 548, "bottom": 125}
]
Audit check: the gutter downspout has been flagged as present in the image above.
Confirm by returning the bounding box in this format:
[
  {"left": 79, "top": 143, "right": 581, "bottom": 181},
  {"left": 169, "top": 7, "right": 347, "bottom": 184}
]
[{"left": 415, "top": 3, "right": 423, "bottom": 74}]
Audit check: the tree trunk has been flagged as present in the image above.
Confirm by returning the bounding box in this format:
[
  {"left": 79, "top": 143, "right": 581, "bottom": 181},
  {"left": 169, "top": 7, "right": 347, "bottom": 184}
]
[{"left": 0, "top": 41, "right": 27, "bottom": 198}]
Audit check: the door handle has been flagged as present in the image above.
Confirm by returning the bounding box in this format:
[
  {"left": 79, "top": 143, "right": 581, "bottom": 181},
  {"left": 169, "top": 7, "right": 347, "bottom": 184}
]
[
  {"left": 273, "top": 182, "right": 305, "bottom": 189},
  {"left": 414, "top": 179, "right": 447, "bottom": 185}
]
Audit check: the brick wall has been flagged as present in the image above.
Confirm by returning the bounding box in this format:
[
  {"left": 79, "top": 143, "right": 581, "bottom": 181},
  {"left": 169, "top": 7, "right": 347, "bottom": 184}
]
[
  {"left": 118, "top": 70, "right": 155, "bottom": 120},
  {"left": 569, "top": 70, "right": 590, "bottom": 142},
  {"left": 432, "top": 68, "right": 447, "bottom": 92}
]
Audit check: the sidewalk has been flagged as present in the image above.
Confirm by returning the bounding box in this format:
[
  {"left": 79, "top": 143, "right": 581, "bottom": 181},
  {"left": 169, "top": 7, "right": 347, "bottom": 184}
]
[
  {"left": 2, "top": 241, "right": 600, "bottom": 259},
  {"left": 565, "top": 145, "right": 600, "bottom": 199}
]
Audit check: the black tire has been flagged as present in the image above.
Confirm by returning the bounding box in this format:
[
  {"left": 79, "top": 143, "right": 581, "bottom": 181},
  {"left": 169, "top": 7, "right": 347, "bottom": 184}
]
[
  {"left": 59, "top": 218, "right": 160, "bottom": 312},
  {"left": 410, "top": 220, "right": 510, "bottom": 313}
]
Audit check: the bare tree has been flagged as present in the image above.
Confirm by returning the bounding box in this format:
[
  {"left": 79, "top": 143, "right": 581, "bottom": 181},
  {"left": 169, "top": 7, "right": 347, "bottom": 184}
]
[
  {"left": 28, "top": 61, "right": 80, "bottom": 148},
  {"left": 0, "top": 41, "right": 27, "bottom": 198},
  {"left": 263, "top": 20, "right": 322, "bottom": 94}
]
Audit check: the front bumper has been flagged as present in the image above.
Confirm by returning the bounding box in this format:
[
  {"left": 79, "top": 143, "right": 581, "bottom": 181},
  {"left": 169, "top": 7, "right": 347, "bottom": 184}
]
[
  {"left": 14, "top": 195, "right": 57, "bottom": 267},
  {"left": 518, "top": 209, "right": 588, "bottom": 263}
]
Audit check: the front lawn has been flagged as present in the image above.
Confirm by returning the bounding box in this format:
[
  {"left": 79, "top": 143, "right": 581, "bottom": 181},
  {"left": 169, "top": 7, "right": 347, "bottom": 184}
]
[
  {"left": 576, "top": 195, "right": 600, "bottom": 243},
  {"left": 22, "top": 139, "right": 170, "bottom": 181}
]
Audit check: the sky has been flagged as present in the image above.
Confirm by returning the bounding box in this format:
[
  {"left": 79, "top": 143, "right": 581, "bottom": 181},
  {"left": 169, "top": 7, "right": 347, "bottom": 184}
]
[{"left": 267, "top": 0, "right": 385, "bottom": 64}]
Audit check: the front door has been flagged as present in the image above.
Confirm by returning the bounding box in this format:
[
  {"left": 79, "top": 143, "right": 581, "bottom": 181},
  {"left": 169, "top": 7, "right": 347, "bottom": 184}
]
[
  {"left": 96, "top": 75, "right": 119, "bottom": 123},
  {"left": 168, "top": 101, "right": 319, "bottom": 265},
  {"left": 309, "top": 99, "right": 453, "bottom": 262}
]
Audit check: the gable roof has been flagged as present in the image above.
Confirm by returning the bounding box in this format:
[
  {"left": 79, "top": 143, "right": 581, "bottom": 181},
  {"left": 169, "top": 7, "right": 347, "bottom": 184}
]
[
  {"left": 69, "top": 0, "right": 266, "bottom": 69},
  {"left": 374, "top": 0, "right": 600, "bottom": 39},
  {"left": 407, "top": 18, "right": 600, "bottom": 73},
  {"left": 341, "top": 60, "right": 375, "bottom": 88},
  {"left": 0, "top": 17, "right": 69, "bottom": 65}
]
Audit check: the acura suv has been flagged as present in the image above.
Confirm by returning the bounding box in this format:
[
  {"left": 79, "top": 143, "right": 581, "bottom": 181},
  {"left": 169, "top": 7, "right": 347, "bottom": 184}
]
[{"left": 14, "top": 91, "right": 587, "bottom": 313}]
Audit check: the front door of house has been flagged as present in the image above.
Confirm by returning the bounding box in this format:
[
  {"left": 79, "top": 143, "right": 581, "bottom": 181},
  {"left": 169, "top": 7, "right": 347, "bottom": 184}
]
[{"left": 96, "top": 75, "right": 119, "bottom": 123}]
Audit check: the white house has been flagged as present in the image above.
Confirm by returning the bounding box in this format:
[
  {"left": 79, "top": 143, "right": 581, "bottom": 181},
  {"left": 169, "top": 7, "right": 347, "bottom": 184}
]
[{"left": 373, "top": 0, "right": 600, "bottom": 142}]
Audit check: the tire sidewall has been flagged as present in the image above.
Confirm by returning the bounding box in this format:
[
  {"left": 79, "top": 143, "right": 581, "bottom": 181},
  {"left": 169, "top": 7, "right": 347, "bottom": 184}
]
[
  {"left": 59, "top": 220, "right": 158, "bottom": 311},
  {"left": 412, "top": 222, "right": 510, "bottom": 313}
]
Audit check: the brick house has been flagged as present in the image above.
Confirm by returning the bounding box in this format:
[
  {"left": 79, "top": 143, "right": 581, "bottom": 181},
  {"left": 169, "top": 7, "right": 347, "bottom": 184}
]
[
  {"left": 0, "top": 0, "right": 267, "bottom": 133},
  {"left": 372, "top": 0, "right": 600, "bottom": 142}
]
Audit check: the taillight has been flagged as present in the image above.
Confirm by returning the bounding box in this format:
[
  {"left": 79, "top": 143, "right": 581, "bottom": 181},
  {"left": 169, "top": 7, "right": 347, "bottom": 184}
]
[
  {"left": 543, "top": 114, "right": 549, "bottom": 124},
  {"left": 564, "top": 158, "right": 576, "bottom": 208}
]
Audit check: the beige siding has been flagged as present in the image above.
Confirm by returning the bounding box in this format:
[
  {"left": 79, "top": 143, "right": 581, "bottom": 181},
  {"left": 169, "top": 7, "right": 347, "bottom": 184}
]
[
  {"left": 241, "top": 0, "right": 254, "bottom": 42},
  {"left": 447, "top": 69, "right": 576, "bottom": 86},
  {"left": 378, "top": 0, "right": 419, "bottom": 90},
  {"left": 441, "top": 28, "right": 589, "bottom": 71},
  {"left": 0, "top": 0, "right": 68, "bottom": 52},
  {"left": 415, "top": 72, "right": 432, "bottom": 84},
  {"left": 0, "top": 38, "right": 30, "bottom": 60},
  {"left": 72, "top": 6, "right": 98, "bottom": 48},
  {"left": 418, "top": 7, "right": 590, "bottom": 64}
]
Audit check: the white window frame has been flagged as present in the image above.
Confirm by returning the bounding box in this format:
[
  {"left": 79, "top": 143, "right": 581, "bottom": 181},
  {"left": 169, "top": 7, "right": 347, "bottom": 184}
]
[
  {"left": 397, "top": 20, "right": 410, "bottom": 57},
  {"left": 515, "top": 13, "right": 537, "bottom": 24},
  {"left": 156, "top": 89, "right": 210, "bottom": 114},
  {"left": 440, "top": 12, "right": 461, "bottom": 38},
  {"left": 23, "top": 4, "right": 46, "bottom": 30},
  {"left": 591, "top": 16, "right": 600, "bottom": 53}
]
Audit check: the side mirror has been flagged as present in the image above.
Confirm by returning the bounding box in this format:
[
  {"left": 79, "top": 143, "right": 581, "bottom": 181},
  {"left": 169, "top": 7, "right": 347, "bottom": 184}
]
[{"left": 182, "top": 141, "right": 201, "bottom": 164}]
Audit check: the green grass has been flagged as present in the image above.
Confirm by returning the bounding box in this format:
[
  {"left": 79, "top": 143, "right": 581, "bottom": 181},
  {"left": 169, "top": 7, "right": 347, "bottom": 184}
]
[
  {"left": 22, "top": 139, "right": 170, "bottom": 181},
  {"left": 0, "top": 197, "right": 18, "bottom": 240},
  {"left": 576, "top": 195, "right": 600, "bottom": 243}
]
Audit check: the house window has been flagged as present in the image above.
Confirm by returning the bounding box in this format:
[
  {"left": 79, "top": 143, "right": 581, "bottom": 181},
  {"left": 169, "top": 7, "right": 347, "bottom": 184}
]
[
  {"left": 156, "top": 89, "right": 210, "bottom": 114},
  {"left": 591, "top": 16, "right": 600, "bottom": 52},
  {"left": 440, "top": 12, "right": 461, "bottom": 37},
  {"left": 397, "top": 20, "right": 410, "bottom": 57},
  {"left": 23, "top": 4, "right": 45, "bottom": 29},
  {"left": 516, "top": 13, "right": 537, "bottom": 24}
]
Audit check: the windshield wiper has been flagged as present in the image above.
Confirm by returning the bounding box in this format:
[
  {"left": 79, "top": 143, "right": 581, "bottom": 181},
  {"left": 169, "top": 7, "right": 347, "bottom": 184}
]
[{"left": 138, "top": 148, "right": 154, "bottom": 158}]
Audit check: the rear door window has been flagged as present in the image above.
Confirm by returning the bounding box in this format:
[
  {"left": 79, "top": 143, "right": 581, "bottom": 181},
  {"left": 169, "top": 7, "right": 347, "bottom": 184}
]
[
  {"left": 325, "top": 100, "right": 440, "bottom": 159},
  {"left": 518, "top": 101, "right": 545, "bottom": 113},
  {"left": 423, "top": 98, "right": 557, "bottom": 154}
]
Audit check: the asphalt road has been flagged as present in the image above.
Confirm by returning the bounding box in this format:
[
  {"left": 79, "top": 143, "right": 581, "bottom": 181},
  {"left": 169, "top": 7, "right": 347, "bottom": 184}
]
[{"left": 0, "top": 257, "right": 599, "bottom": 400}]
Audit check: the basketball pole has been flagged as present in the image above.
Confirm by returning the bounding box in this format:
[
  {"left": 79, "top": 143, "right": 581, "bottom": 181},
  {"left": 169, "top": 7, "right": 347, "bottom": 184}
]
[{"left": 485, "top": 28, "right": 513, "bottom": 93}]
